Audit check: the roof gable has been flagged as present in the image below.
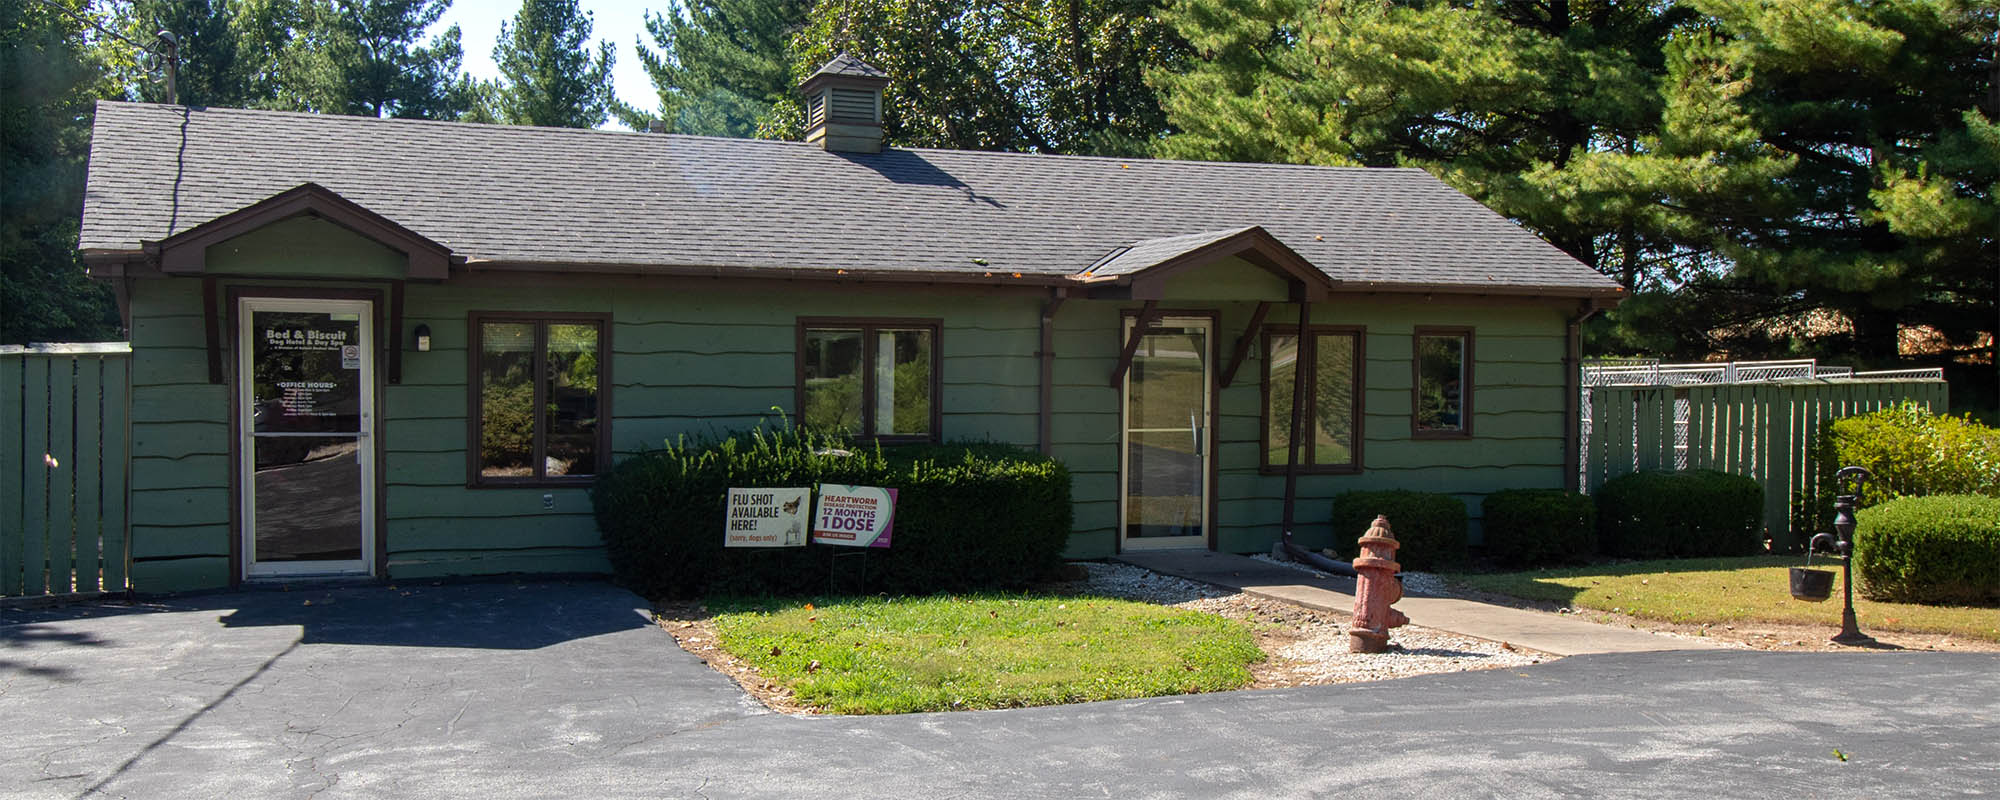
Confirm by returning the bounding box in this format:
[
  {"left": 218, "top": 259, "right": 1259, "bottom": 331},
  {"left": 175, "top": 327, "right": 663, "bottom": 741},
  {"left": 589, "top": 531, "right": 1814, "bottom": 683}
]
[
  {"left": 148, "top": 182, "right": 451, "bottom": 280},
  {"left": 1081, "top": 226, "right": 1330, "bottom": 302}
]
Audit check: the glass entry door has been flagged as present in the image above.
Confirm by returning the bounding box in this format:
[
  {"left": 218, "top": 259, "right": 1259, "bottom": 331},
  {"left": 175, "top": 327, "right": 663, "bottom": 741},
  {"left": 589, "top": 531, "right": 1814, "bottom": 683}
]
[
  {"left": 238, "top": 297, "right": 375, "bottom": 578},
  {"left": 1120, "top": 316, "right": 1212, "bottom": 550}
]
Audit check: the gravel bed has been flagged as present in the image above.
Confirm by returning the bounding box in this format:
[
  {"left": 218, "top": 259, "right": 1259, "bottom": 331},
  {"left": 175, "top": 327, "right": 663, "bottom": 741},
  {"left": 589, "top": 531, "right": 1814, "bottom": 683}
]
[
  {"left": 1247, "top": 553, "right": 1456, "bottom": 597},
  {"left": 1072, "top": 562, "right": 1545, "bottom": 685}
]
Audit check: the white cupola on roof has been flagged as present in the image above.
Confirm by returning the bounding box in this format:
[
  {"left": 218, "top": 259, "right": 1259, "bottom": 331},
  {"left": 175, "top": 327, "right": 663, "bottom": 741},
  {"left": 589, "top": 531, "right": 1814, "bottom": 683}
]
[{"left": 800, "top": 53, "right": 890, "bottom": 153}]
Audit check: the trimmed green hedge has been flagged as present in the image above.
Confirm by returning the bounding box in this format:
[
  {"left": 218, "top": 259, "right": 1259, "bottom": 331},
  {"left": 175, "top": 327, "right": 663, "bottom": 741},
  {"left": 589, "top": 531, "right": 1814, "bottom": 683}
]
[
  {"left": 1795, "top": 402, "right": 2000, "bottom": 536},
  {"left": 1596, "top": 470, "right": 1763, "bottom": 558},
  {"left": 593, "top": 426, "right": 1072, "bottom": 598},
  {"left": 1481, "top": 489, "right": 1597, "bottom": 567},
  {"left": 1854, "top": 494, "right": 2000, "bottom": 605},
  {"left": 1330, "top": 490, "right": 1467, "bottom": 571}
]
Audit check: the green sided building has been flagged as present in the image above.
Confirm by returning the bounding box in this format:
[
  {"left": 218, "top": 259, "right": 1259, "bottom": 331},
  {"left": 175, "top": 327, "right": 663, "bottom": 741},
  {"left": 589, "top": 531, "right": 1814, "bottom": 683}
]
[{"left": 77, "top": 56, "right": 1623, "bottom": 593}]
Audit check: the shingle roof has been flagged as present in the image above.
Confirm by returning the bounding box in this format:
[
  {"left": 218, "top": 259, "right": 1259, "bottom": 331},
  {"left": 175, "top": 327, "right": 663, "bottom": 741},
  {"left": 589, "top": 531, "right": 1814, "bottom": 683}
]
[
  {"left": 808, "top": 53, "right": 889, "bottom": 81},
  {"left": 81, "top": 101, "right": 1622, "bottom": 295}
]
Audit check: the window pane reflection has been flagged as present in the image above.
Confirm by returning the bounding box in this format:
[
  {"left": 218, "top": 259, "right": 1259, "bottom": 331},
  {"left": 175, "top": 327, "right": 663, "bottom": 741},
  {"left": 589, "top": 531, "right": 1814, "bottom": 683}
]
[
  {"left": 1417, "top": 334, "right": 1467, "bottom": 432},
  {"left": 479, "top": 322, "right": 536, "bottom": 477},
  {"left": 804, "top": 329, "right": 863, "bottom": 433},
  {"left": 877, "top": 329, "right": 931, "bottom": 436},
  {"left": 545, "top": 323, "right": 600, "bottom": 476}
]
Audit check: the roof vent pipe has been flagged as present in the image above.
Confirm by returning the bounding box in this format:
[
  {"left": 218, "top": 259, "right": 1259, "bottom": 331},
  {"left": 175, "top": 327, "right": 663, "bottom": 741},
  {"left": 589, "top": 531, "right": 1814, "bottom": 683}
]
[{"left": 800, "top": 53, "right": 889, "bottom": 153}]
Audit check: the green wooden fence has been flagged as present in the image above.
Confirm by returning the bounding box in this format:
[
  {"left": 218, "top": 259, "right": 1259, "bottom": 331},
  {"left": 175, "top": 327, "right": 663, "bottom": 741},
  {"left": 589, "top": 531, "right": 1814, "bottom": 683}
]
[
  {"left": 2, "top": 343, "right": 131, "bottom": 599},
  {"left": 1583, "top": 378, "right": 1949, "bottom": 551}
]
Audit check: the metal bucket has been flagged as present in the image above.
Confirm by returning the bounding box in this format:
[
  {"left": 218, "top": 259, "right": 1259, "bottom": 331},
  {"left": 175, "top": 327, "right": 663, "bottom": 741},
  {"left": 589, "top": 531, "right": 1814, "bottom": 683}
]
[{"left": 1790, "top": 567, "right": 1835, "bottom": 602}]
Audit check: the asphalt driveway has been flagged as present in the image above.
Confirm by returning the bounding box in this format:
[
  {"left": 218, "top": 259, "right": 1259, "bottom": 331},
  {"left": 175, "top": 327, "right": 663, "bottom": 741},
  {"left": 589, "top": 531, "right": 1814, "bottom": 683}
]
[{"left": 4, "top": 580, "right": 1996, "bottom": 799}]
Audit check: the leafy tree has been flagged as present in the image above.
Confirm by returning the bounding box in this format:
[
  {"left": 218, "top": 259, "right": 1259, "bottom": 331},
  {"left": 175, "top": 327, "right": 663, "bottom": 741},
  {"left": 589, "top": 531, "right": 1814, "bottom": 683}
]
[
  {"left": 491, "top": 0, "right": 615, "bottom": 128},
  {"left": 620, "top": 0, "right": 807, "bottom": 136},
  {"left": 274, "top": 0, "right": 477, "bottom": 119},
  {"left": 777, "top": 0, "right": 1188, "bottom": 154},
  {"left": 1, "top": 0, "right": 121, "bottom": 343}
]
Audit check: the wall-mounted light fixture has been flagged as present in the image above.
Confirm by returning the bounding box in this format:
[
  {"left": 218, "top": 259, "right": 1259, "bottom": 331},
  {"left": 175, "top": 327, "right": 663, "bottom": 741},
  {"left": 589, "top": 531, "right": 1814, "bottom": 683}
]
[{"left": 413, "top": 323, "right": 431, "bottom": 352}]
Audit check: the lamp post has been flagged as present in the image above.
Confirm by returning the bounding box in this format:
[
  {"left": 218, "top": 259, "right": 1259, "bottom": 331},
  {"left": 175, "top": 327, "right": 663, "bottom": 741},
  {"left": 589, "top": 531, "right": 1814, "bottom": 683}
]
[{"left": 1810, "top": 466, "right": 1877, "bottom": 647}]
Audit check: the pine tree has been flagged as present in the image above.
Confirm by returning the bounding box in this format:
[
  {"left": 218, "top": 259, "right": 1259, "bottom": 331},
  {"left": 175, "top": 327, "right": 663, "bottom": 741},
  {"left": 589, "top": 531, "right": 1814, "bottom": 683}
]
[
  {"left": 621, "top": 0, "right": 806, "bottom": 137},
  {"left": 491, "top": 0, "right": 615, "bottom": 128},
  {"left": 275, "top": 0, "right": 477, "bottom": 119}
]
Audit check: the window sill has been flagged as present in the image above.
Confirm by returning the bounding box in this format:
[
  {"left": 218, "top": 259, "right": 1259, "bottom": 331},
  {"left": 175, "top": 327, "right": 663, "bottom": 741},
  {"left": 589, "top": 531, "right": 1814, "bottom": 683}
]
[{"left": 1411, "top": 430, "right": 1473, "bottom": 440}]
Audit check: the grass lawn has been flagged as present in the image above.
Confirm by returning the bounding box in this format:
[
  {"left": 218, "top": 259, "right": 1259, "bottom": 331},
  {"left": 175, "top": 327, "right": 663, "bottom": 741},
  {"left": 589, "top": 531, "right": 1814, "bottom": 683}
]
[
  {"left": 1446, "top": 556, "right": 2000, "bottom": 641},
  {"left": 705, "top": 594, "right": 1264, "bottom": 714}
]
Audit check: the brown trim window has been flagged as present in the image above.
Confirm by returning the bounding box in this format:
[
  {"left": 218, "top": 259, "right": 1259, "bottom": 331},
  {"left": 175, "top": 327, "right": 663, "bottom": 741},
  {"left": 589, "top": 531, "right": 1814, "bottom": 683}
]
[
  {"left": 469, "top": 312, "right": 611, "bottom": 486},
  {"left": 1262, "top": 327, "right": 1364, "bottom": 473},
  {"left": 797, "top": 318, "right": 941, "bottom": 443},
  {"left": 1413, "top": 327, "right": 1473, "bottom": 438}
]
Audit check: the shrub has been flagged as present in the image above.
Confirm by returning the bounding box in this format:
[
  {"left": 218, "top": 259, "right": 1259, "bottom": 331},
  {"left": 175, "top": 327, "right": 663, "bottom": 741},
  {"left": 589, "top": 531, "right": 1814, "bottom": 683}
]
[
  {"left": 1794, "top": 402, "right": 2000, "bottom": 536},
  {"left": 1330, "top": 490, "right": 1467, "bottom": 571},
  {"left": 1481, "top": 489, "right": 1597, "bottom": 567},
  {"left": 592, "top": 425, "right": 1072, "bottom": 599},
  {"left": 1596, "top": 470, "right": 1763, "bottom": 558},
  {"left": 1854, "top": 494, "right": 2000, "bottom": 605}
]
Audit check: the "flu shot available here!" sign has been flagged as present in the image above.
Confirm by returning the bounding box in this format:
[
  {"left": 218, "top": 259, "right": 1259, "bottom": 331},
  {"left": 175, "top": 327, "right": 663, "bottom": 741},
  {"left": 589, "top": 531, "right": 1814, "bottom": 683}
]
[
  {"left": 724, "top": 487, "right": 810, "bottom": 547},
  {"left": 812, "top": 484, "right": 897, "bottom": 548}
]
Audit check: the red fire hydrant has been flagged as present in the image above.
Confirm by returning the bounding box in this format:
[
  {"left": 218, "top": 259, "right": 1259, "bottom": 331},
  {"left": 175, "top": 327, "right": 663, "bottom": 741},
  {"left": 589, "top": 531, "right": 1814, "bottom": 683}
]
[{"left": 1350, "top": 515, "right": 1410, "bottom": 653}]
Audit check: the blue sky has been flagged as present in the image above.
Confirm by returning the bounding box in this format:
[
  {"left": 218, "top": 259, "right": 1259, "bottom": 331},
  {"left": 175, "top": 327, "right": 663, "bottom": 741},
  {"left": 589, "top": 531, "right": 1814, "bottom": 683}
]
[{"left": 430, "top": 0, "right": 670, "bottom": 129}]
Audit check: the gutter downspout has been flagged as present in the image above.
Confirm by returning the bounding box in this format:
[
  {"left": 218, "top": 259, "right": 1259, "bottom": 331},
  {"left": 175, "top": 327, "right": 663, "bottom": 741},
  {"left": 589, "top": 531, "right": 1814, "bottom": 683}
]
[
  {"left": 1037, "top": 288, "right": 1067, "bottom": 457},
  {"left": 1278, "top": 298, "right": 1357, "bottom": 576},
  {"left": 1564, "top": 300, "right": 1606, "bottom": 492}
]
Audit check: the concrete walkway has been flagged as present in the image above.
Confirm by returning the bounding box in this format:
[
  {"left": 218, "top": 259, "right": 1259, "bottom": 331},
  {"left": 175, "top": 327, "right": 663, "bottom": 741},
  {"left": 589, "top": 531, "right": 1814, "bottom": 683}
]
[{"left": 1114, "top": 550, "right": 1718, "bottom": 656}]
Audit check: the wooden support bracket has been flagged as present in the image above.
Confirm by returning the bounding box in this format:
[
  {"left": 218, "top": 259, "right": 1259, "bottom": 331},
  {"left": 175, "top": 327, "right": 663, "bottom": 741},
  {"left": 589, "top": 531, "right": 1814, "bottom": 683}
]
[
  {"left": 1217, "top": 301, "right": 1271, "bottom": 389},
  {"left": 1108, "top": 300, "right": 1160, "bottom": 389}
]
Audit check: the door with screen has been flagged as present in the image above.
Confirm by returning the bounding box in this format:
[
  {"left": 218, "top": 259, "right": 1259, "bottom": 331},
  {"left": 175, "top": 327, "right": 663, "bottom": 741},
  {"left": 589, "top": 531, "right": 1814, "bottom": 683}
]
[
  {"left": 1120, "top": 316, "right": 1213, "bottom": 551},
  {"left": 238, "top": 297, "right": 375, "bottom": 577}
]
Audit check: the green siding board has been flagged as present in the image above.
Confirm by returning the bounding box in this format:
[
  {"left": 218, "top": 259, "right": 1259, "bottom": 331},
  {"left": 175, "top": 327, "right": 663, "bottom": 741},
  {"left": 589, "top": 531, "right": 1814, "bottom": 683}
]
[
  {"left": 129, "top": 317, "right": 214, "bottom": 349},
  {"left": 387, "top": 550, "right": 609, "bottom": 579},
  {"left": 395, "top": 355, "right": 468, "bottom": 386},
  {"left": 131, "top": 487, "right": 231, "bottom": 528},
  {"left": 131, "top": 385, "right": 228, "bottom": 424},
  {"left": 131, "top": 349, "right": 217, "bottom": 386},
  {"left": 132, "top": 421, "right": 230, "bottom": 458},
  {"left": 388, "top": 515, "right": 601, "bottom": 550},
  {"left": 131, "top": 555, "right": 231, "bottom": 594},
  {"left": 383, "top": 452, "right": 466, "bottom": 485},
  {"left": 132, "top": 455, "right": 233, "bottom": 489},
  {"left": 382, "top": 386, "right": 468, "bottom": 419},
  {"left": 130, "top": 523, "right": 231, "bottom": 560},
  {"left": 386, "top": 486, "right": 592, "bottom": 519},
  {"left": 380, "top": 418, "right": 465, "bottom": 452}
]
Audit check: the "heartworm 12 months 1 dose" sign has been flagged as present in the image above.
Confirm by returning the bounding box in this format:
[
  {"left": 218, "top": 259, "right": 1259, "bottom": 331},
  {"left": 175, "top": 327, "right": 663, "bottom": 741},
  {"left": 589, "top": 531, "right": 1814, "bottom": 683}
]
[{"left": 811, "top": 484, "right": 897, "bottom": 548}]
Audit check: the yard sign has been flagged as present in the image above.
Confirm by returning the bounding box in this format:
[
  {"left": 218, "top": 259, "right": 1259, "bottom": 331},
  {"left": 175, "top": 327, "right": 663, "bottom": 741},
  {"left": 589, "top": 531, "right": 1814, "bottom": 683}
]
[
  {"left": 812, "top": 485, "right": 897, "bottom": 548},
  {"left": 724, "top": 488, "right": 811, "bottom": 547}
]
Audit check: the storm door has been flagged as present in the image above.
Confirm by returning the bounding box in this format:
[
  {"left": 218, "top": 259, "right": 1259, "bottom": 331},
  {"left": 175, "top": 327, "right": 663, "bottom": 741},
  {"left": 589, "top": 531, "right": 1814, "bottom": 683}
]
[
  {"left": 238, "top": 297, "right": 376, "bottom": 578},
  {"left": 1119, "top": 316, "right": 1213, "bottom": 551}
]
